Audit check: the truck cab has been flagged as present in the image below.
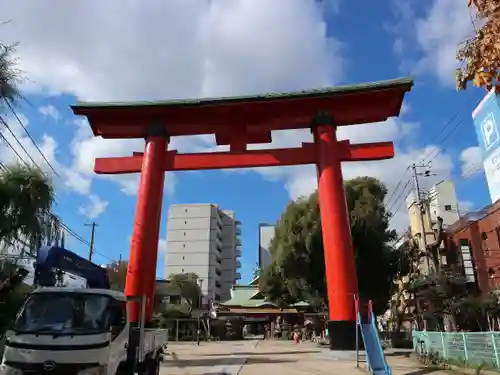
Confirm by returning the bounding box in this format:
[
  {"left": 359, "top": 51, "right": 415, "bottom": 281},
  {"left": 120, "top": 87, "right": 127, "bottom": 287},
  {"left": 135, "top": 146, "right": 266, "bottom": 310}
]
[{"left": 0, "top": 246, "right": 167, "bottom": 375}]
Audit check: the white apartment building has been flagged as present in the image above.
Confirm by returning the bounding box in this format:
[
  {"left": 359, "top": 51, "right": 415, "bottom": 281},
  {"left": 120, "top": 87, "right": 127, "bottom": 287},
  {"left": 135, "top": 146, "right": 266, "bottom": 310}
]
[
  {"left": 259, "top": 223, "right": 274, "bottom": 271},
  {"left": 406, "top": 180, "right": 461, "bottom": 233},
  {"left": 428, "top": 180, "right": 461, "bottom": 228},
  {"left": 164, "top": 204, "right": 241, "bottom": 303}
]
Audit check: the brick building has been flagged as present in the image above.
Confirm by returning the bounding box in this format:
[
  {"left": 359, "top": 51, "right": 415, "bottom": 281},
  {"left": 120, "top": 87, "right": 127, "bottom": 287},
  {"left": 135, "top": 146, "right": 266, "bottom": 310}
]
[{"left": 445, "top": 200, "right": 500, "bottom": 293}]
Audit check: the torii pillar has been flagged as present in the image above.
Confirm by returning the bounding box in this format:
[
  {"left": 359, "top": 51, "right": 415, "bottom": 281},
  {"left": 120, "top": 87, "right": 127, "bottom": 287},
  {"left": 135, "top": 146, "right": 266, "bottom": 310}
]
[
  {"left": 313, "top": 111, "right": 359, "bottom": 349},
  {"left": 71, "top": 77, "right": 413, "bottom": 349}
]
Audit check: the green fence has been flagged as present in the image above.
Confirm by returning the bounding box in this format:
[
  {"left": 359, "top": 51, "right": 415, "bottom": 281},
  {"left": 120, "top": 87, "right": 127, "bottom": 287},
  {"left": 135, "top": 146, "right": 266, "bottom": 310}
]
[{"left": 412, "top": 331, "right": 500, "bottom": 368}]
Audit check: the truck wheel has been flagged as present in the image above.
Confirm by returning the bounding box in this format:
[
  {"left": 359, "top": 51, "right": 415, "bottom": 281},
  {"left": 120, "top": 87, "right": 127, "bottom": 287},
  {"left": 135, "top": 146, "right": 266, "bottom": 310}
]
[
  {"left": 155, "top": 358, "right": 160, "bottom": 375},
  {"left": 147, "top": 356, "right": 160, "bottom": 375}
]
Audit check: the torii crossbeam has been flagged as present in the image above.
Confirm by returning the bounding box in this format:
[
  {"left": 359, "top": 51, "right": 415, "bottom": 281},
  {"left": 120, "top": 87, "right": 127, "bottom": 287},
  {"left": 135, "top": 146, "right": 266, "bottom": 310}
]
[{"left": 71, "top": 77, "right": 413, "bottom": 351}]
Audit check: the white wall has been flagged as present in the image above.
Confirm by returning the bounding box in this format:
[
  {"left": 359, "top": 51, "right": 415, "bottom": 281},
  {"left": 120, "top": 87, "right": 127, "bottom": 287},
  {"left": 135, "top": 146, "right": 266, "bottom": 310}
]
[
  {"left": 429, "top": 180, "right": 460, "bottom": 227},
  {"left": 259, "top": 224, "right": 274, "bottom": 270}
]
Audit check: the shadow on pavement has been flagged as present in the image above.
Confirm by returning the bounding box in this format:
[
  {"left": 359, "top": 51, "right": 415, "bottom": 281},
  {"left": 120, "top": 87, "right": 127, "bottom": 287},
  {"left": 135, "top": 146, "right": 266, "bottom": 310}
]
[
  {"left": 202, "top": 350, "right": 319, "bottom": 357},
  {"left": 165, "top": 356, "right": 296, "bottom": 367},
  {"left": 384, "top": 351, "right": 412, "bottom": 357},
  {"left": 403, "top": 369, "right": 442, "bottom": 375},
  {"left": 390, "top": 366, "right": 442, "bottom": 375}
]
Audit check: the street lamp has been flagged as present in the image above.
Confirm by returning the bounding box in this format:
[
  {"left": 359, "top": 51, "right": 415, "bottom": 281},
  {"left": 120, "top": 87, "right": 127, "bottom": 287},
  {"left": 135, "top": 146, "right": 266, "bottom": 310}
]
[{"left": 197, "top": 278, "right": 204, "bottom": 345}]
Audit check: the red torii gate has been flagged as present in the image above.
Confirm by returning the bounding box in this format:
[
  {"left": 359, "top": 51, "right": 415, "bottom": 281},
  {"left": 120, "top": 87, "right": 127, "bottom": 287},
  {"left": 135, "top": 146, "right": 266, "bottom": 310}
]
[{"left": 71, "top": 77, "right": 413, "bottom": 350}]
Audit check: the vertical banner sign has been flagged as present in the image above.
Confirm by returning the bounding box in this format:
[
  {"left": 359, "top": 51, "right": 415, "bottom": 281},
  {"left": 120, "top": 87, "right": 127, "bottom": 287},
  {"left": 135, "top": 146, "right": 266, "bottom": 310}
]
[{"left": 472, "top": 89, "right": 500, "bottom": 203}]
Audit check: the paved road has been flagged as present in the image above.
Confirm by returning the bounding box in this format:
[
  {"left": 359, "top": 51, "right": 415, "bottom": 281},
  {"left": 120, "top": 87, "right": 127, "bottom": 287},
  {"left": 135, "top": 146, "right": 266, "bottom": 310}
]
[{"left": 162, "top": 339, "right": 451, "bottom": 375}]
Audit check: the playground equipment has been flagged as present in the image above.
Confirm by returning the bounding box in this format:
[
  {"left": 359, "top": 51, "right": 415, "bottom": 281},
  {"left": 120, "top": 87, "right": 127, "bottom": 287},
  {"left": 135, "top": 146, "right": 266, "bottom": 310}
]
[
  {"left": 71, "top": 77, "right": 413, "bottom": 350},
  {"left": 356, "top": 298, "right": 391, "bottom": 375}
]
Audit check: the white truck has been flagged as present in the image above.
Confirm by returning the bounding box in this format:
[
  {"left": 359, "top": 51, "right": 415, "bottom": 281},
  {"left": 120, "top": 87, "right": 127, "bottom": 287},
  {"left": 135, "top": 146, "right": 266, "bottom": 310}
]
[{"left": 0, "top": 288, "right": 168, "bottom": 375}]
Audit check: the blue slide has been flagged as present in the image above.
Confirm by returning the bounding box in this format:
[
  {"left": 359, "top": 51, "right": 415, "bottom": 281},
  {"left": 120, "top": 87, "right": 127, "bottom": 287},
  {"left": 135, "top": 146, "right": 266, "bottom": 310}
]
[{"left": 357, "top": 311, "right": 391, "bottom": 375}]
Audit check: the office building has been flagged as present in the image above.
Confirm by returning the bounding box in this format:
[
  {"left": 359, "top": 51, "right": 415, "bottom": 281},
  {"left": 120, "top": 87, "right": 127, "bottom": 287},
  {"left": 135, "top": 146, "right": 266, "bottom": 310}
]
[{"left": 164, "top": 204, "right": 241, "bottom": 303}]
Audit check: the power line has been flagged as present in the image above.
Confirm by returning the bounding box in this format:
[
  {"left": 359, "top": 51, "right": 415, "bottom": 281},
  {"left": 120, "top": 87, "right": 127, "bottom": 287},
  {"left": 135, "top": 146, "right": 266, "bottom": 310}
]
[
  {"left": 58, "top": 220, "right": 112, "bottom": 262},
  {"left": 0, "top": 103, "right": 113, "bottom": 263},
  {"left": 387, "top": 179, "right": 412, "bottom": 219},
  {"left": 386, "top": 178, "right": 406, "bottom": 209},
  {"left": 0, "top": 116, "right": 37, "bottom": 168},
  {"left": 417, "top": 91, "right": 479, "bottom": 164},
  {"left": 385, "top": 94, "right": 477, "bottom": 215},
  {"left": 4, "top": 99, "right": 59, "bottom": 176}
]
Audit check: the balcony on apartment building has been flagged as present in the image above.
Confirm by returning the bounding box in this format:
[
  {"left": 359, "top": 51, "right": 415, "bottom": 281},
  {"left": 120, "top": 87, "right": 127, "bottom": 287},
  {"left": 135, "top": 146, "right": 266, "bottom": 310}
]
[
  {"left": 235, "top": 245, "right": 242, "bottom": 257},
  {"left": 235, "top": 272, "right": 241, "bottom": 280},
  {"left": 235, "top": 260, "right": 241, "bottom": 268}
]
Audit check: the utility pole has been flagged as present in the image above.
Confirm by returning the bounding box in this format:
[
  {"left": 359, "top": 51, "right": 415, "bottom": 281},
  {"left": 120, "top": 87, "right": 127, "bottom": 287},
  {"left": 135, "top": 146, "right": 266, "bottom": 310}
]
[
  {"left": 410, "top": 163, "right": 433, "bottom": 275},
  {"left": 119, "top": 254, "right": 125, "bottom": 290},
  {"left": 84, "top": 221, "right": 98, "bottom": 262}
]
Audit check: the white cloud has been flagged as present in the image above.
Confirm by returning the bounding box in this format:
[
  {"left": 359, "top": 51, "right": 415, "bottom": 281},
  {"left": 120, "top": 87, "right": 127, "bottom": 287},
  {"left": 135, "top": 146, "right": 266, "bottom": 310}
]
[
  {"left": 460, "top": 146, "right": 482, "bottom": 177},
  {"left": 0, "top": 114, "right": 60, "bottom": 177},
  {"left": 0, "top": 1, "right": 463, "bottom": 237},
  {"left": 38, "top": 104, "right": 60, "bottom": 121},
  {"left": 389, "top": 0, "right": 476, "bottom": 86},
  {"left": 158, "top": 239, "right": 167, "bottom": 255},
  {"left": 414, "top": 0, "right": 475, "bottom": 85},
  {"left": 0, "top": 0, "right": 342, "bottom": 101},
  {"left": 0, "top": 0, "right": 345, "bottom": 196},
  {"left": 458, "top": 200, "right": 474, "bottom": 213},
  {"left": 78, "top": 194, "right": 109, "bottom": 219}
]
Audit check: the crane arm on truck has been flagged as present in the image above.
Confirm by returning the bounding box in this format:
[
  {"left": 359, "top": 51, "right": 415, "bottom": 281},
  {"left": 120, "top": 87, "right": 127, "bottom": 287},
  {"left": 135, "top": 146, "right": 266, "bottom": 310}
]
[{"left": 34, "top": 245, "right": 110, "bottom": 288}]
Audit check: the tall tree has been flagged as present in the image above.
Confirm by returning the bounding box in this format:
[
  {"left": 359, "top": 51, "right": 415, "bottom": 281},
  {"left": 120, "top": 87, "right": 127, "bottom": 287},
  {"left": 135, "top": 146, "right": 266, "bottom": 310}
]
[
  {"left": 260, "top": 177, "right": 401, "bottom": 314},
  {"left": 168, "top": 273, "right": 202, "bottom": 308},
  {"left": 0, "top": 165, "right": 57, "bottom": 249},
  {"left": 0, "top": 41, "right": 22, "bottom": 106},
  {"left": 456, "top": 0, "right": 500, "bottom": 90}
]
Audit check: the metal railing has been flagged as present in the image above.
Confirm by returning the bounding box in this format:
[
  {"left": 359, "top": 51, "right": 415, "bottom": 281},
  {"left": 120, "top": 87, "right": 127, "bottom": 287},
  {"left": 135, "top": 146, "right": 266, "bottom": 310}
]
[{"left": 412, "top": 331, "right": 500, "bottom": 368}]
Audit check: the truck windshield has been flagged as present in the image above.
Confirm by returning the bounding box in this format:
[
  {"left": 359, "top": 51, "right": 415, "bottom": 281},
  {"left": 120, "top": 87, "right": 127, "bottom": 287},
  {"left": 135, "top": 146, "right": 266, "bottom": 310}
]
[{"left": 13, "top": 292, "right": 113, "bottom": 335}]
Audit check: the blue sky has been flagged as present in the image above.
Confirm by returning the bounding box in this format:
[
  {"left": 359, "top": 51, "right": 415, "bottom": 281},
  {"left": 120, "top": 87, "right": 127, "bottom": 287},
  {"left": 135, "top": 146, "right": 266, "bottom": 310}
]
[{"left": 0, "top": 0, "right": 490, "bottom": 283}]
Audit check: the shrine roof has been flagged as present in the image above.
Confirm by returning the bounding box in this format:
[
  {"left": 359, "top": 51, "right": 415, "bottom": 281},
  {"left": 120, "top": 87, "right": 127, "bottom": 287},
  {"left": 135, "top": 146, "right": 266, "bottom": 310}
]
[
  {"left": 73, "top": 77, "right": 413, "bottom": 109},
  {"left": 71, "top": 77, "right": 413, "bottom": 139}
]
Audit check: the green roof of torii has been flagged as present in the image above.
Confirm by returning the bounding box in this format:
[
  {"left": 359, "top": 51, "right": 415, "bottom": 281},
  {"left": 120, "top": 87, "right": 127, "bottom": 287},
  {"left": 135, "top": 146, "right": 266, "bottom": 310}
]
[{"left": 72, "top": 77, "right": 414, "bottom": 109}]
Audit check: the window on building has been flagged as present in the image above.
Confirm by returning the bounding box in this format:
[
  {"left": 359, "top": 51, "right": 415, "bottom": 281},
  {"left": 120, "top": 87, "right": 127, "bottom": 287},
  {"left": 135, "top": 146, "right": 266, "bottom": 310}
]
[
  {"left": 182, "top": 256, "right": 185, "bottom": 260},
  {"left": 444, "top": 204, "right": 452, "bottom": 211},
  {"left": 183, "top": 244, "right": 185, "bottom": 248},
  {"left": 482, "top": 232, "right": 490, "bottom": 256},
  {"left": 184, "top": 208, "right": 187, "bottom": 212},
  {"left": 184, "top": 221, "right": 187, "bottom": 224},
  {"left": 182, "top": 268, "right": 184, "bottom": 273},
  {"left": 183, "top": 232, "right": 186, "bottom": 236}
]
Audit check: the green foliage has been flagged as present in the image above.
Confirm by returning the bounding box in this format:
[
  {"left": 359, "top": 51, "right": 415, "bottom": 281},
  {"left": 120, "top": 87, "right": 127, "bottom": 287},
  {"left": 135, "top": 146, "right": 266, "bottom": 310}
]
[
  {"left": 0, "top": 260, "right": 33, "bottom": 333},
  {"left": 0, "top": 164, "right": 57, "bottom": 249},
  {"left": 409, "top": 270, "right": 499, "bottom": 330},
  {"left": 409, "top": 270, "right": 469, "bottom": 315},
  {"left": 0, "top": 41, "right": 23, "bottom": 107},
  {"left": 168, "top": 273, "right": 202, "bottom": 308},
  {"left": 260, "top": 177, "right": 401, "bottom": 313},
  {"left": 0, "top": 164, "right": 57, "bottom": 329}
]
